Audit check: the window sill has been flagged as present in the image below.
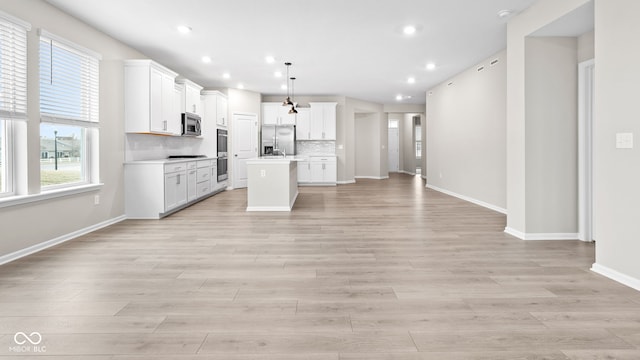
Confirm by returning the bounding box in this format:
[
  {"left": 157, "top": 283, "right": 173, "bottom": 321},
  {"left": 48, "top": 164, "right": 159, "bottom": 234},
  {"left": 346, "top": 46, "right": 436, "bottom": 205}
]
[{"left": 0, "top": 183, "right": 103, "bottom": 209}]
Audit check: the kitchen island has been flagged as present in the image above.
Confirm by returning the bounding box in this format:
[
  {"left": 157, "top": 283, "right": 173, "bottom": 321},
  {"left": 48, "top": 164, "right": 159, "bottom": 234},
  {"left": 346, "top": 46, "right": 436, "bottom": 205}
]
[{"left": 246, "top": 156, "right": 305, "bottom": 211}]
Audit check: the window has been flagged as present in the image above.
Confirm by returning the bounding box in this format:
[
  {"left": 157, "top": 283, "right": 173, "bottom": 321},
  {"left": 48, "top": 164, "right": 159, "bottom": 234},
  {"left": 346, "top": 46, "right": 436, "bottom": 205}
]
[
  {"left": 39, "top": 30, "right": 100, "bottom": 189},
  {"left": 0, "top": 11, "right": 30, "bottom": 197}
]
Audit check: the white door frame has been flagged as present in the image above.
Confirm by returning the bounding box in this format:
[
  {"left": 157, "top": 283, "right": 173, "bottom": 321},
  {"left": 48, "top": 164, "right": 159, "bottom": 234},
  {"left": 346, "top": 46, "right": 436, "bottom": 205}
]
[
  {"left": 232, "top": 112, "right": 258, "bottom": 189},
  {"left": 578, "top": 59, "right": 595, "bottom": 242}
]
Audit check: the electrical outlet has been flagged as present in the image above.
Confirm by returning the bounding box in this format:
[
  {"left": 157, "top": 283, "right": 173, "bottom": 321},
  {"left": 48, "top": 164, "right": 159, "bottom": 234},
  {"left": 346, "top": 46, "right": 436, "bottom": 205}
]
[
  {"left": 616, "top": 133, "right": 633, "bottom": 149},
  {"left": 94, "top": 195, "right": 100, "bottom": 205},
  {"left": 260, "top": 169, "right": 266, "bottom": 177}
]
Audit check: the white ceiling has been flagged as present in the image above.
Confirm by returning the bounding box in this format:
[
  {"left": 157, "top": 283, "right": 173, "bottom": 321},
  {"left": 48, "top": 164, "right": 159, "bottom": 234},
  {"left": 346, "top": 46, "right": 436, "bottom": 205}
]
[{"left": 45, "top": 0, "right": 540, "bottom": 105}]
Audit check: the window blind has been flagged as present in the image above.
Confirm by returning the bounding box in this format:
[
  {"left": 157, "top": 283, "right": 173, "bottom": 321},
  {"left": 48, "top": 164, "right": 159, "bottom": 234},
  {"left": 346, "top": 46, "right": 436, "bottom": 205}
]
[
  {"left": 0, "top": 11, "right": 30, "bottom": 120},
  {"left": 39, "top": 30, "right": 100, "bottom": 125}
]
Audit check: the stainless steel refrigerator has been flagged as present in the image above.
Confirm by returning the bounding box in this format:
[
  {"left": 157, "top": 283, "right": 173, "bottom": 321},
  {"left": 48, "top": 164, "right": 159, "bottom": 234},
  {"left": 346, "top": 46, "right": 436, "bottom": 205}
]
[{"left": 261, "top": 125, "right": 296, "bottom": 156}]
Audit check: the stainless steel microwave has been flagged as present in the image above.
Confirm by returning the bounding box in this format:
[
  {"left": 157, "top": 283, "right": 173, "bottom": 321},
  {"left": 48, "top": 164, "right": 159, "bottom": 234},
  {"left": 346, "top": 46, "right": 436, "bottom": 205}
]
[{"left": 181, "top": 112, "right": 201, "bottom": 136}]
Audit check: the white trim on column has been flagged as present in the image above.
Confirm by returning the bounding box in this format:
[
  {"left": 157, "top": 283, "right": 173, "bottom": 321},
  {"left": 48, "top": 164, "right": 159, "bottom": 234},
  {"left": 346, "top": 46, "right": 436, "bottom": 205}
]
[
  {"left": 504, "top": 227, "right": 579, "bottom": 241},
  {"left": 592, "top": 263, "right": 640, "bottom": 292},
  {"left": 578, "top": 59, "right": 595, "bottom": 242},
  {"left": 354, "top": 176, "right": 389, "bottom": 180},
  {"left": 426, "top": 184, "right": 507, "bottom": 214}
]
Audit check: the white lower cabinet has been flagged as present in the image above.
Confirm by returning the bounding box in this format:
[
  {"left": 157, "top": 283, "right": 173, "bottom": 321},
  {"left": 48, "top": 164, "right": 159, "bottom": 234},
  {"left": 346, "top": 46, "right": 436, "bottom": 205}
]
[
  {"left": 187, "top": 162, "right": 198, "bottom": 202},
  {"left": 125, "top": 158, "right": 219, "bottom": 219},
  {"left": 298, "top": 156, "right": 337, "bottom": 185},
  {"left": 164, "top": 163, "right": 188, "bottom": 211},
  {"left": 196, "top": 160, "right": 212, "bottom": 197},
  {"left": 297, "top": 160, "right": 311, "bottom": 183}
]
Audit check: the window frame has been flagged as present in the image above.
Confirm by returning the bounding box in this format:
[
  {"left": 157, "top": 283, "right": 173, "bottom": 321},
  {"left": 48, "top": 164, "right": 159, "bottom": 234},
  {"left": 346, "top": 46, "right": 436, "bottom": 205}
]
[
  {"left": 0, "top": 119, "right": 14, "bottom": 197},
  {"left": 38, "top": 29, "right": 101, "bottom": 191},
  {"left": 0, "top": 11, "right": 30, "bottom": 198}
]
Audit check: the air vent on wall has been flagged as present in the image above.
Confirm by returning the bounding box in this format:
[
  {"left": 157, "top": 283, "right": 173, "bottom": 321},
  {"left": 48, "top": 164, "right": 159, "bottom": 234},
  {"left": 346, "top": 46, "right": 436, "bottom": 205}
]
[
  {"left": 477, "top": 65, "right": 485, "bottom": 72},
  {"left": 490, "top": 58, "right": 499, "bottom": 66}
]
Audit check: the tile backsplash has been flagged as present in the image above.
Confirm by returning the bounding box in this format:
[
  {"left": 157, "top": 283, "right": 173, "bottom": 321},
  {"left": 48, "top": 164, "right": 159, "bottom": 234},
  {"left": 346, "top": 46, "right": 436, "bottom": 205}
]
[
  {"left": 125, "top": 134, "right": 208, "bottom": 161},
  {"left": 296, "top": 141, "right": 336, "bottom": 156}
]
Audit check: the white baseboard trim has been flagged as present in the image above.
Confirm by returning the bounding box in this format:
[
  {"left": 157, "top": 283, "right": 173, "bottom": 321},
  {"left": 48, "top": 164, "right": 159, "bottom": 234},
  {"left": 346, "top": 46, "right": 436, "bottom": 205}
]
[
  {"left": 504, "top": 227, "right": 579, "bottom": 241},
  {"left": 246, "top": 206, "right": 293, "bottom": 211},
  {"left": 592, "top": 263, "right": 640, "bottom": 291},
  {"left": 426, "top": 184, "right": 507, "bottom": 214},
  {"left": 398, "top": 170, "right": 416, "bottom": 176},
  {"left": 354, "top": 176, "right": 389, "bottom": 180},
  {"left": 504, "top": 227, "right": 526, "bottom": 239},
  {"left": 0, "top": 215, "right": 127, "bottom": 265},
  {"left": 337, "top": 180, "right": 356, "bottom": 185}
]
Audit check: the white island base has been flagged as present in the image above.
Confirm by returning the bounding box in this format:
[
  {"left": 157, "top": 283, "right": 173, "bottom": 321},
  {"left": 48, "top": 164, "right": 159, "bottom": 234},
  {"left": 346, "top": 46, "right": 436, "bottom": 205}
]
[{"left": 246, "top": 158, "right": 299, "bottom": 211}]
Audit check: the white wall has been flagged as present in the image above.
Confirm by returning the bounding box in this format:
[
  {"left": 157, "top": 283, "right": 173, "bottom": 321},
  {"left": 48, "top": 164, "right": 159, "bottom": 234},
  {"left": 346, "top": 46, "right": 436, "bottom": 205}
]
[
  {"left": 0, "top": 0, "right": 144, "bottom": 259},
  {"left": 426, "top": 50, "right": 507, "bottom": 211},
  {"left": 401, "top": 114, "right": 416, "bottom": 175},
  {"left": 592, "top": 0, "right": 640, "bottom": 288},
  {"left": 578, "top": 30, "right": 594, "bottom": 62},
  {"left": 506, "top": 0, "right": 591, "bottom": 235},
  {"left": 354, "top": 113, "right": 380, "bottom": 178},
  {"left": 524, "top": 37, "right": 578, "bottom": 234}
]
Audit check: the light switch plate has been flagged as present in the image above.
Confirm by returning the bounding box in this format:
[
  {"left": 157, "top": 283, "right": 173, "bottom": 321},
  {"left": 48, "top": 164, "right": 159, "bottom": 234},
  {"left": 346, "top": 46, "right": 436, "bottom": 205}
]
[{"left": 616, "top": 133, "right": 634, "bottom": 149}]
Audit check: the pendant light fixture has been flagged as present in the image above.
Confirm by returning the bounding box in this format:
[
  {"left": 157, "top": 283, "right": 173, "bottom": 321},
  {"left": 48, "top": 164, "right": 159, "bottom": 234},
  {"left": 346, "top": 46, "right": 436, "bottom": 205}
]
[
  {"left": 282, "top": 62, "right": 293, "bottom": 107},
  {"left": 288, "top": 77, "right": 298, "bottom": 114}
]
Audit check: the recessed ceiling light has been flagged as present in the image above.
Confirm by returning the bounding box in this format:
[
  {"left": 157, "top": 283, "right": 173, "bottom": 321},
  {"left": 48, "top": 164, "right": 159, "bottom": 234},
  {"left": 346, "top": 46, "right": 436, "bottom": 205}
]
[
  {"left": 274, "top": 71, "right": 282, "bottom": 78},
  {"left": 201, "top": 56, "right": 211, "bottom": 64},
  {"left": 281, "top": 84, "right": 288, "bottom": 90},
  {"left": 265, "top": 56, "right": 275, "bottom": 64},
  {"left": 407, "top": 77, "right": 416, "bottom": 84},
  {"left": 497, "top": 9, "right": 512, "bottom": 19},
  {"left": 403, "top": 25, "right": 417, "bottom": 35},
  {"left": 238, "top": 83, "right": 245, "bottom": 89},
  {"left": 396, "top": 95, "right": 403, "bottom": 101},
  {"left": 177, "top": 25, "right": 192, "bottom": 34},
  {"left": 426, "top": 63, "right": 436, "bottom": 71},
  {"left": 222, "top": 73, "right": 230, "bottom": 79}
]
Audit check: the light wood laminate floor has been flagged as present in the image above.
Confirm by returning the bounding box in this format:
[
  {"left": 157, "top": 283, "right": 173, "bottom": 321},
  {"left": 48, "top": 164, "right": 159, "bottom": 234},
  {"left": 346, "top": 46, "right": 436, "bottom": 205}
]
[{"left": 2, "top": 174, "right": 640, "bottom": 359}]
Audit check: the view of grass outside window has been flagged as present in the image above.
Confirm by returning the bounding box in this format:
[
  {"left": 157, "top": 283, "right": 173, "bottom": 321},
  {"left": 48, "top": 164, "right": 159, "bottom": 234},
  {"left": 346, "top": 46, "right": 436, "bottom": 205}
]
[{"left": 40, "top": 123, "right": 84, "bottom": 187}]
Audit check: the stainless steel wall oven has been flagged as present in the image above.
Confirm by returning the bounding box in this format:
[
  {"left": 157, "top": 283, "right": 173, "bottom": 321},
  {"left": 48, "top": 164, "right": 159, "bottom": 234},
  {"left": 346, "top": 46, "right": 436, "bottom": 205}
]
[{"left": 216, "top": 129, "right": 228, "bottom": 182}]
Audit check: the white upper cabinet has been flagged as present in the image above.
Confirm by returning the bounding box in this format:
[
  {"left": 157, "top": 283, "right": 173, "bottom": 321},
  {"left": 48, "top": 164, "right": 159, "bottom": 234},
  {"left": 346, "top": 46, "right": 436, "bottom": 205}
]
[
  {"left": 202, "top": 90, "right": 228, "bottom": 128},
  {"left": 176, "top": 79, "right": 203, "bottom": 116},
  {"left": 309, "top": 102, "right": 337, "bottom": 140},
  {"left": 262, "top": 102, "right": 296, "bottom": 125},
  {"left": 125, "top": 60, "right": 180, "bottom": 135},
  {"left": 216, "top": 95, "right": 228, "bottom": 127},
  {"left": 295, "top": 108, "right": 311, "bottom": 140}
]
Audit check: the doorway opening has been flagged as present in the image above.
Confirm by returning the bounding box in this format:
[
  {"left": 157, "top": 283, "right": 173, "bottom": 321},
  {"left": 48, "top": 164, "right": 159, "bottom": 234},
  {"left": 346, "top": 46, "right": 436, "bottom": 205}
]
[{"left": 388, "top": 119, "right": 399, "bottom": 173}]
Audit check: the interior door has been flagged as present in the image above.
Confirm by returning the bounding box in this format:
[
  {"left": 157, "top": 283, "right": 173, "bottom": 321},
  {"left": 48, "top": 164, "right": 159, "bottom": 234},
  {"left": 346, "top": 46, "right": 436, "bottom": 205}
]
[
  {"left": 388, "top": 127, "right": 399, "bottom": 172},
  {"left": 233, "top": 113, "right": 258, "bottom": 189}
]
